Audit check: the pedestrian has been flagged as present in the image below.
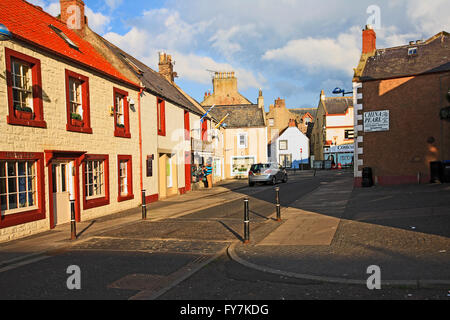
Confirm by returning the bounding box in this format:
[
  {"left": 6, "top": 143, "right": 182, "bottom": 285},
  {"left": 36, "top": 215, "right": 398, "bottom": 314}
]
[
  {"left": 206, "top": 160, "right": 213, "bottom": 189},
  {"left": 201, "top": 165, "right": 209, "bottom": 188}
]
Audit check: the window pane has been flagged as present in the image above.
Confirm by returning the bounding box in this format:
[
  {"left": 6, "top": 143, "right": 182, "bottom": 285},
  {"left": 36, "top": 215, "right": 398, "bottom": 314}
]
[
  {"left": 19, "top": 176, "right": 26, "bottom": 192},
  {"left": 9, "top": 194, "right": 17, "bottom": 210},
  {"left": 61, "top": 165, "right": 66, "bottom": 192},
  {"left": 18, "top": 162, "right": 26, "bottom": 177},
  {"left": 27, "top": 162, "right": 35, "bottom": 176},
  {"left": 8, "top": 177, "right": 17, "bottom": 193},
  {"left": 28, "top": 192, "right": 35, "bottom": 206},
  {"left": 0, "top": 195, "right": 7, "bottom": 211},
  {"left": 7, "top": 162, "right": 16, "bottom": 176},
  {"left": 28, "top": 176, "right": 34, "bottom": 191},
  {"left": 88, "top": 185, "right": 93, "bottom": 196},
  {"left": 0, "top": 162, "right": 5, "bottom": 177},
  {"left": 19, "top": 192, "right": 27, "bottom": 208}
]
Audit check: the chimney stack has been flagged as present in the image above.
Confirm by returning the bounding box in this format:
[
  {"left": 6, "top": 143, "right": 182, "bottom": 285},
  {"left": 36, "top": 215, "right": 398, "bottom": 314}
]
[
  {"left": 257, "top": 89, "right": 264, "bottom": 109},
  {"left": 362, "top": 24, "right": 376, "bottom": 54},
  {"left": 159, "top": 52, "right": 176, "bottom": 83},
  {"left": 60, "top": 0, "right": 86, "bottom": 31},
  {"left": 275, "top": 98, "right": 285, "bottom": 109}
]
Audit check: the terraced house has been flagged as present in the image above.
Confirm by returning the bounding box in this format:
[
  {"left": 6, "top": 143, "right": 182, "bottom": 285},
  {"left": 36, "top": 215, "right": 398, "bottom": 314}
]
[{"left": 0, "top": 0, "right": 145, "bottom": 242}]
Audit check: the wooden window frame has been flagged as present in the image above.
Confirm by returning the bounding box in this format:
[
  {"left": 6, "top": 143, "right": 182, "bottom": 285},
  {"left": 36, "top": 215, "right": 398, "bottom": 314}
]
[
  {"left": 65, "top": 69, "right": 92, "bottom": 134},
  {"left": 117, "top": 155, "right": 134, "bottom": 202},
  {"left": 0, "top": 152, "right": 46, "bottom": 229},
  {"left": 5, "top": 48, "right": 46, "bottom": 128},
  {"left": 157, "top": 98, "right": 166, "bottom": 136},
  {"left": 82, "top": 154, "right": 110, "bottom": 210},
  {"left": 113, "top": 88, "right": 131, "bottom": 139}
]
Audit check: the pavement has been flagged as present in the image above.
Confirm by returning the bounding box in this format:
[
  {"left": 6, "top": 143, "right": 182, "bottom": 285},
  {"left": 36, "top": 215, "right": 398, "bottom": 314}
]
[
  {"left": 1, "top": 170, "right": 449, "bottom": 294},
  {"left": 0, "top": 178, "right": 250, "bottom": 267},
  {"left": 228, "top": 176, "right": 450, "bottom": 288}
]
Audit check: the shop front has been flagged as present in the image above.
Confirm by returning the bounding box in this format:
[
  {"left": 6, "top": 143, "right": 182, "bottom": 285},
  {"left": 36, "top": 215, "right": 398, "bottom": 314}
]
[{"left": 324, "top": 144, "right": 354, "bottom": 168}]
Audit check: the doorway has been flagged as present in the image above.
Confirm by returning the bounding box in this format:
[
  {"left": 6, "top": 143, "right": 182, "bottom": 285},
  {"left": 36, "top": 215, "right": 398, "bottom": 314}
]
[{"left": 51, "top": 161, "right": 74, "bottom": 226}]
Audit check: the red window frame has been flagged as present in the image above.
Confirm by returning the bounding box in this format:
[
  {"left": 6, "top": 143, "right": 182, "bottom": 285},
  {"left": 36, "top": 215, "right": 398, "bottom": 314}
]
[
  {"left": 184, "top": 110, "right": 190, "bottom": 141},
  {"left": 5, "top": 48, "right": 46, "bottom": 128},
  {"left": 157, "top": 98, "right": 166, "bottom": 136},
  {"left": 82, "top": 154, "right": 110, "bottom": 210},
  {"left": 113, "top": 88, "right": 131, "bottom": 138},
  {"left": 201, "top": 118, "right": 208, "bottom": 141},
  {"left": 117, "top": 155, "right": 134, "bottom": 202},
  {"left": 0, "top": 152, "right": 46, "bottom": 229},
  {"left": 65, "top": 69, "right": 92, "bottom": 134}
]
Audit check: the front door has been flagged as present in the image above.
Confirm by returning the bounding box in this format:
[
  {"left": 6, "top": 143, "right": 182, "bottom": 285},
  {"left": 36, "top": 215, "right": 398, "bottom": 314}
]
[{"left": 52, "top": 161, "right": 72, "bottom": 226}]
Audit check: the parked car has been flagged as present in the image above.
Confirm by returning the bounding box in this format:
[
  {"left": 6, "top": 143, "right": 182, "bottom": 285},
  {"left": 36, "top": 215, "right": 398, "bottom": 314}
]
[{"left": 248, "top": 163, "right": 288, "bottom": 186}]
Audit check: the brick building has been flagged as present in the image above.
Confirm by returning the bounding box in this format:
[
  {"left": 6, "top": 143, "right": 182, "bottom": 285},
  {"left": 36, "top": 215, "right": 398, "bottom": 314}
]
[
  {"left": 0, "top": 0, "right": 143, "bottom": 241},
  {"left": 353, "top": 26, "right": 450, "bottom": 186}
]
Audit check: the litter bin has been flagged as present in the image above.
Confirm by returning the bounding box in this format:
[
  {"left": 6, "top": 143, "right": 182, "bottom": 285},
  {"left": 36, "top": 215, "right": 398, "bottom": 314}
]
[
  {"left": 430, "top": 161, "right": 443, "bottom": 183},
  {"left": 362, "top": 167, "right": 374, "bottom": 187},
  {"left": 443, "top": 161, "right": 450, "bottom": 183}
]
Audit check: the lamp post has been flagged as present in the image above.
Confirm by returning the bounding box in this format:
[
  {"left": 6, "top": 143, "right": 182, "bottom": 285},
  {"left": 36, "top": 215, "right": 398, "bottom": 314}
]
[
  {"left": 332, "top": 87, "right": 353, "bottom": 97},
  {"left": 0, "top": 24, "right": 12, "bottom": 41}
]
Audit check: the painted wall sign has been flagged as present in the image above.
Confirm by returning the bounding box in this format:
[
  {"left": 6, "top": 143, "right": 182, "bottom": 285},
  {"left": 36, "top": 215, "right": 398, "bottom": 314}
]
[{"left": 364, "top": 110, "right": 389, "bottom": 132}]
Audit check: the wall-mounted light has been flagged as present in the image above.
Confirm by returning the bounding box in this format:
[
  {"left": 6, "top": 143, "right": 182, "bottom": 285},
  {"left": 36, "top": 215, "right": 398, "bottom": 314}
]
[{"left": 109, "top": 106, "right": 114, "bottom": 116}]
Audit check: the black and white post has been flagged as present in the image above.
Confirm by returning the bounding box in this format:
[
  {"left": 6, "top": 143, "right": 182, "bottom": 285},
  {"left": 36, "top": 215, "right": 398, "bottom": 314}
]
[
  {"left": 142, "top": 189, "right": 147, "bottom": 220},
  {"left": 70, "top": 200, "right": 76, "bottom": 240},
  {"left": 275, "top": 187, "right": 281, "bottom": 222},
  {"left": 244, "top": 197, "right": 250, "bottom": 244}
]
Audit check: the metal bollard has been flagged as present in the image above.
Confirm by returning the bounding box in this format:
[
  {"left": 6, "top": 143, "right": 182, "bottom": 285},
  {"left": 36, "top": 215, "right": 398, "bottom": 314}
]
[
  {"left": 142, "top": 189, "right": 147, "bottom": 220},
  {"left": 244, "top": 197, "right": 250, "bottom": 244},
  {"left": 275, "top": 187, "right": 281, "bottom": 222},
  {"left": 70, "top": 200, "right": 77, "bottom": 240}
]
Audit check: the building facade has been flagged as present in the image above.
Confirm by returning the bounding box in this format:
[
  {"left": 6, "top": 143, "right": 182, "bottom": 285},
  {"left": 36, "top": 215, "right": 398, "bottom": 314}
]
[
  {"left": 202, "top": 73, "right": 268, "bottom": 178},
  {"left": 353, "top": 26, "right": 450, "bottom": 186},
  {"left": 310, "top": 90, "right": 354, "bottom": 167},
  {"left": 0, "top": 0, "right": 142, "bottom": 242},
  {"left": 270, "top": 120, "right": 310, "bottom": 168}
]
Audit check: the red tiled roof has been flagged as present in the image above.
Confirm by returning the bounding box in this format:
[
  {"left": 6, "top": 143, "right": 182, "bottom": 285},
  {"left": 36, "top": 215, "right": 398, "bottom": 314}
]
[{"left": 0, "top": 0, "right": 139, "bottom": 88}]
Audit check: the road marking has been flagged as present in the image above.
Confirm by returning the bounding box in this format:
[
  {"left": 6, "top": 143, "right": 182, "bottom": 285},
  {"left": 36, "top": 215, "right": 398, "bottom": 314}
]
[{"left": 0, "top": 255, "right": 50, "bottom": 273}]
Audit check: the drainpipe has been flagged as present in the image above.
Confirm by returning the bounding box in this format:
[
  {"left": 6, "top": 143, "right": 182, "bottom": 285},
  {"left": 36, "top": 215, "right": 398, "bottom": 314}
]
[{"left": 138, "top": 87, "right": 144, "bottom": 202}]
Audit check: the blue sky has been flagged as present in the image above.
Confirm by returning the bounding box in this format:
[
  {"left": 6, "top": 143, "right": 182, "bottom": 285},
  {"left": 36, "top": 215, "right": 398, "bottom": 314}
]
[{"left": 30, "top": 0, "right": 450, "bottom": 110}]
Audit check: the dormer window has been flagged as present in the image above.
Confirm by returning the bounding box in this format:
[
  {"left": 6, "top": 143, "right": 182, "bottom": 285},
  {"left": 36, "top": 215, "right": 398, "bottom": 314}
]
[{"left": 408, "top": 47, "right": 418, "bottom": 56}]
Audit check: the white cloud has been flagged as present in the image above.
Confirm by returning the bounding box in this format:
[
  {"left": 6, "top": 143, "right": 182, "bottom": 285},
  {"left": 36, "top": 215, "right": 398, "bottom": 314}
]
[
  {"left": 85, "top": 6, "right": 111, "bottom": 34},
  {"left": 105, "top": 0, "right": 123, "bottom": 10},
  {"left": 262, "top": 27, "right": 361, "bottom": 76},
  {"left": 405, "top": 0, "right": 450, "bottom": 35}
]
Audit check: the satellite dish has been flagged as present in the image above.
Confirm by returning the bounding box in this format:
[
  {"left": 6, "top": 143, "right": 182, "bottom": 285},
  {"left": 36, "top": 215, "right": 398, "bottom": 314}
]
[{"left": 0, "top": 24, "right": 12, "bottom": 40}]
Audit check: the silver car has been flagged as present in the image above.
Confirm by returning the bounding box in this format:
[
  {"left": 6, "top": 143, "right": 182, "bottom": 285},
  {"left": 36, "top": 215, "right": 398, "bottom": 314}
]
[{"left": 248, "top": 163, "right": 288, "bottom": 186}]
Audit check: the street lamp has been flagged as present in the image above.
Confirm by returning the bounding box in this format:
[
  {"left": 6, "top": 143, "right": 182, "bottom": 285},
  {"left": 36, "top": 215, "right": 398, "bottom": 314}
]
[
  {"left": 0, "top": 24, "right": 12, "bottom": 41},
  {"left": 332, "top": 87, "right": 352, "bottom": 97}
]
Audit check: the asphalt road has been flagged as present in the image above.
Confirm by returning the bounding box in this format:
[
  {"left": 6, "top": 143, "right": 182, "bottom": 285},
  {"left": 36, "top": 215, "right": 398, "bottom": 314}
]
[{"left": 0, "top": 171, "right": 448, "bottom": 304}]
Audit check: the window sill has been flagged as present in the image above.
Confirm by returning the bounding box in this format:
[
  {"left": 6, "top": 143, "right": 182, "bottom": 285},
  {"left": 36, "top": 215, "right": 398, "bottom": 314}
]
[
  {"left": 0, "top": 207, "right": 45, "bottom": 229},
  {"left": 7, "top": 116, "right": 47, "bottom": 128},
  {"left": 67, "top": 123, "right": 93, "bottom": 134},
  {"left": 84, "top": 196, "right": 109, "bottom": 210},
  {"left": 118, "top": 193, "right": 134, "bottom": 203},
  {"left": 115, "top": 128, "right": 131, "bottom": 139}
]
